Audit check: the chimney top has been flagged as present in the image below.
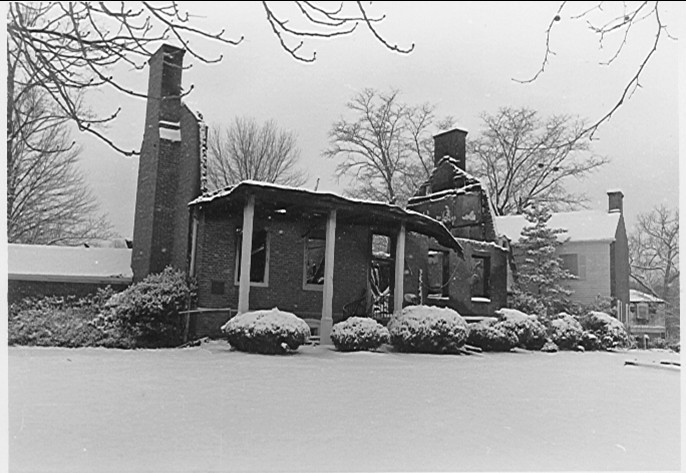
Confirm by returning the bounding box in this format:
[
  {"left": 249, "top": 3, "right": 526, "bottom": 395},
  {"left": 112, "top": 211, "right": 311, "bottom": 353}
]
[
  {"left": 433, "top": 128, "right": 468, "bottom": 170},
  {"left": 607, "top": 189, "right": 624, "bottom": 214}
]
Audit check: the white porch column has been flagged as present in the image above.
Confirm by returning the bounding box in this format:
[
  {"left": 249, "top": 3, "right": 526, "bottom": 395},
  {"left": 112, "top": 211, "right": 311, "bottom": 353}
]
[
  {"left": 237, "top": 194, "right": 255, "bottom": 314},
  {"left": 189, "top": 213, "right": 199, "bottom": 278},
  {"left": 320, "top": 209, "right": 337, "bottom": 345},
  {"left": 394, "top": 222, "right": 406, "bottom": 316}
]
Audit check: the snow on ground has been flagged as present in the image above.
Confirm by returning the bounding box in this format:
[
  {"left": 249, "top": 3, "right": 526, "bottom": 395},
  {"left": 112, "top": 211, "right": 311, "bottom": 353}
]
[{"left": 9, "top": 343, "right": 681, "bottom": 472}]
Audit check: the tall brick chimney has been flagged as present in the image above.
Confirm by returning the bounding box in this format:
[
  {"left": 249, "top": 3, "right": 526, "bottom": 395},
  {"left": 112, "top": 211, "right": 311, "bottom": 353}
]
[
  {"left": 132, "top": 44, "right": 200, "bottom": 281},
  {"left": 607, "top": 189, "right": 624, "bottom": 214},
  {"left": 433, "top": 128, "right": 468, "bottom": 170}
]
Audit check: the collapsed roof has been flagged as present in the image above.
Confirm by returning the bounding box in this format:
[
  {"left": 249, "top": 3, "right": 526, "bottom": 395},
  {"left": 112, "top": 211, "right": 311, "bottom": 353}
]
[{"left": 189, "top": 180, "right": 464, "bottom": 255}]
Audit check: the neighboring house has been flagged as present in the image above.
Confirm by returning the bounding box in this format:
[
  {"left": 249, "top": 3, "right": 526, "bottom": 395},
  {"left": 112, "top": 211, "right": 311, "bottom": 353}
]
[
  {"left": 405, "top": 130, "right": 509, "bottom": 319},
  {"left": 628, "top": 289, "right": 666, "bottom": 340},
  {"left": 8, "top": 244, "right": 132, "bottom": 303},
  {"left": 495, "top": 191, "right": 630, "bottom": 320}
]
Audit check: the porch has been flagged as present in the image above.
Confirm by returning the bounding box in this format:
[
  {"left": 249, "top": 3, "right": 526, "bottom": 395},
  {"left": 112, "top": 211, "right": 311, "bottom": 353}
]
[{"left": 187, "top": 181, "right": 463, "bottom": 343}]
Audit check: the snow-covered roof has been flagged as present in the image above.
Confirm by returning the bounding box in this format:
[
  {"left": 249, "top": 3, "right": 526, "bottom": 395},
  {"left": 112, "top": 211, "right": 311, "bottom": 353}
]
[
  {"left": 495, "top": 210, "right": 621, "bottom": 243},
  {"left": 629, "top": 289, "right": 665, "bottom": 304},
  {"left": 189, "top": 180, "right": 464, "bottom": 255},
  {"left": 8, "top": 244, "right": 133, "bottom": 284}
]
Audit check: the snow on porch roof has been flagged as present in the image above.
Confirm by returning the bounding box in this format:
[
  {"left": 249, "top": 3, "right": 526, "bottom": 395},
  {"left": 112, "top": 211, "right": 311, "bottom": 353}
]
[
  {"left": 189, "top": 180, "right": 463, "bottom": 255},
  {"left": 8, "top": 244, "right": 133, "bottom": 284},
  {"left": 629, "top": 289, "right": 665, "bottom": 304},
  {"left": 495, "top": 210, "right": 621, "bottom": 243}
]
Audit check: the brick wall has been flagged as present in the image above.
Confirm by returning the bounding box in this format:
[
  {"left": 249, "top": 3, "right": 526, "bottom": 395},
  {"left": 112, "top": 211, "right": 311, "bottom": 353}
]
[
  {"left": 132, "top": 44, "right": 200, "bottom": 281},
  {"left": 8, "top": 280, "right": 129, "bottom": 304},
  {"left": 405, "top": 234, "right": 508, "bottom": 316},
  {"left": 195, "top": 205, "right": 369, "bottom": 324}
]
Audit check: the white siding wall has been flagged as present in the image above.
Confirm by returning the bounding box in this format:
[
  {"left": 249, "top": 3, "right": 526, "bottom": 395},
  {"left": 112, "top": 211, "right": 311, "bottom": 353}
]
[{"left": 557, "top": 241, "right": 611, "bottom": 306}]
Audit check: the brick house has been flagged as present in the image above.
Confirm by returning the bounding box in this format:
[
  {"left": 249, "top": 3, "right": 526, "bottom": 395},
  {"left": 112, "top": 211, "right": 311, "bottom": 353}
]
[
  {"left": 131, "top": 44, "right": 516, "bottom": 342},
  {"left": 405, "top": 130, "right": 509, "bottom": 319},
  {"left": 495, "top": 191, "right": 631, "bottom": 320},
  {"left": 186, "top": 182, "right": 463, "bottom": 340}
]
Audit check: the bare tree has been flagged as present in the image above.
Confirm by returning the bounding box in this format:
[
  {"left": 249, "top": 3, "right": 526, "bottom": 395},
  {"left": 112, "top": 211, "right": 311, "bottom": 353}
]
[
  {"left": 629, "top": 205, "right": 679, "bottom": 303},
  {"left": 7, "top": 2, "right": 412, "bottom": 156},
  {"left": 519, "top": 1, "right": 677, "bottom": 138},
  {"left": 206, "top": 117, "right": 307, "bottom": 190},
  {"left": 7, "top": 85, "right": 114, "bottom": 245},
  {"left": 467, "top": 107, "right": 608, "bottom": 215},
  {"left": 325, "top": 88, "right": 453, "bottom": 205}
]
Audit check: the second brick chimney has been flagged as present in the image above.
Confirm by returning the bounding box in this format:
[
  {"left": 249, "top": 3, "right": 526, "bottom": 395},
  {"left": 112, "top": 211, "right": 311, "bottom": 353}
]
[{"left": 433, "top": 128, "right": 468, "bottom": 170}]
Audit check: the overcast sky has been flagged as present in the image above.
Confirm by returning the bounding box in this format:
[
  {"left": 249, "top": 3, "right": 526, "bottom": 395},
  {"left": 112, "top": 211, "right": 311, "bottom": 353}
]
[{"left": 72, "top": 1, "right": 682, "bottom": 239}]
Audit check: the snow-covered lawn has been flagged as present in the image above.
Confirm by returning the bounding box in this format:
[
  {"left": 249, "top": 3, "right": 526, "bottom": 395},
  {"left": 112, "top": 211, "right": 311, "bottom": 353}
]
[{"left": 9, "top": 343, "right": 681, "bottom": 472}]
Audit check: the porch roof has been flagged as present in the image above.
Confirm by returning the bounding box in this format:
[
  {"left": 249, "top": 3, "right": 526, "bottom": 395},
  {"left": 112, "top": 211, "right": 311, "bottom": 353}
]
[{"left": 189, "top": 180, "right": 463, "bottom": 255}]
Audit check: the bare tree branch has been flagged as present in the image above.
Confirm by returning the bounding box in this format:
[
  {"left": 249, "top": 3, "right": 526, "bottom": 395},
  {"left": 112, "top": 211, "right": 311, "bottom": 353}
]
[
  {"left": 467, "top": 107, "right": 609, "bottom": 215},
  {"left": 324, "top": 88, "right": 452, "bottom": 206},
  {"left": 8, "top": 2, "right": 412, "bottom": 155},
  {"left": 7, "top": 84, "right": 116, "bottom": 245},
  {"left": 206, "top": 117, "right": 308, "bottom": 190},
  {"left": 514, "top": 1, "right": 676, "bottom": 139},
  {"left": 629, "top": 205, "right": 679, "bottom": 307}
]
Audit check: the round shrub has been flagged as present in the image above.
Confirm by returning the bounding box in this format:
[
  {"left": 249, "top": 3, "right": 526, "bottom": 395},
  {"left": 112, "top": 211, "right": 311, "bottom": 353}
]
[
  {"left": 331, "top": 317, "right": 389, "bottom": 352},
  {"left": 98, "top": 267, "right": 193, "bottom": 348},
  {"left": 466, "top": 322, "right": 518, "bottom": 352},
  {"left": 579, "top": 311, "right": 630, "bottom": 349},
  {"left": 222, "top": 308, "right": 310, "bottom": 354},
  {"left": 388, "top": 305, "right": 469, "bottom": 354},
  {"left": 495, "top": 310, "right": 547, "bottom": 351},
  {"left": 546, "top": 313, "right": 584, "bottom": 350}
]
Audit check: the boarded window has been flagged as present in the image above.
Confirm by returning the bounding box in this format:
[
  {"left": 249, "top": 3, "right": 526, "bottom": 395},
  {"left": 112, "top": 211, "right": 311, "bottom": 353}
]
[
  {"left": 235, "top": 229, "right": 269, "bottom": 285},
  {"left": 210, "top": 280, "right": 225, "bottom": 295},
  {"left": 304, "top": 236, "right": 326, "bottom": 287},
  {"left": 560, "top": 254, "right": 586, "bottom": 279},
  {"left": 427, "top": 250, "right": 450, "bottom": 298},
  {"left": 470, "top": 255, "right": 490, "bottom": 298}
]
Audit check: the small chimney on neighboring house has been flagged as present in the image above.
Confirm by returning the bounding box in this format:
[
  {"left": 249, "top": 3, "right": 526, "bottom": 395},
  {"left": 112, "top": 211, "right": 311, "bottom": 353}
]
[
  {"left": 607, "top": 189, "right": 624, "bottom": 213},
  {"left": 433, "top": 128, "right": 468, "bottom": 170}
]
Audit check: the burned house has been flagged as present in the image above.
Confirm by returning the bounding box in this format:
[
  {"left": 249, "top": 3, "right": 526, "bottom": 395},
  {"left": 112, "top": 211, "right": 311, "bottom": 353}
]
[
  {"left": 131, "top": 44, "right": 507, "bottom": 342},
  {"left": 405, "top": 130, "right": 509, "bottom": 318}
]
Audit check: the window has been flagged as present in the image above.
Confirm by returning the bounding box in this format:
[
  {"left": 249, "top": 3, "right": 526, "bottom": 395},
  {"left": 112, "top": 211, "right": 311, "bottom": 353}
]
[
  {"left": 470, "top": 255, "right": 490, "bottom": 298},
  {"left": 304, "top": 235, "right": 325, "bottom": 290},
  {"left": 427, "top": 250, "right": 450, "bottom": 298},
  {"left": 235, "top": 228, "right": 269, "bottom": 286},
  {"left": 636, "top": 304, "right": 649, "bottom": 320},
  {"left": 560, "top": 254, "right": 586, "bottom": 279}
]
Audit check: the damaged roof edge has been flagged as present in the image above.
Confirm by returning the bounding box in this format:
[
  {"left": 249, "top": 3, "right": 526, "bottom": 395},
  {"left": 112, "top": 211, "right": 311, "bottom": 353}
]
[{"left": 188, "top": 180, "right": 464, "bottom": 256}]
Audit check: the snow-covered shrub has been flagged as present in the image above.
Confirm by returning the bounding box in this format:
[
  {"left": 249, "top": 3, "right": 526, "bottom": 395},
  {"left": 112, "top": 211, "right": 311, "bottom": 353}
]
[
  {"left": 222, "top": 308, "right": 310, "bottom": 354},
  {"left": 495, "top": 309, "right": 547, "bottom": 350},
  {"left": 579, "top": 311, "right": 630, "bottom": 349},
  {"left": 580, "top": 331, "right": 601, "bottom": 350},
  {"left": 331, "top": 317, "right": 389, "bottom": 352},
  {"left": 8, "top": 288, "right": 124, "bottom": 347},
  {"left": 546, "top": 313, "right": 584, "bottom": 350},
  {"left": 541, "top": 340, "right": 559, "bottom": 352},
  {"left": 388, "top": 305, "right": 469, "bottom": 354},
  {"left": 98, "top": 267, "right": 193, "bottom": 348},
  {"left": 466, "top": 322, "right": 518, "bottom": 352}
]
